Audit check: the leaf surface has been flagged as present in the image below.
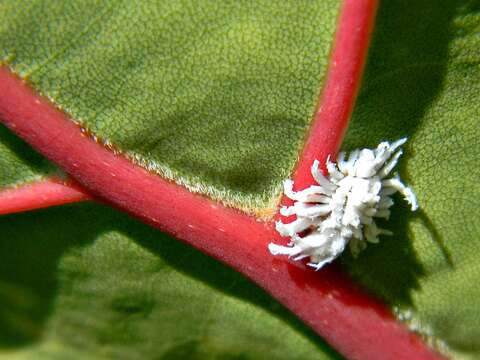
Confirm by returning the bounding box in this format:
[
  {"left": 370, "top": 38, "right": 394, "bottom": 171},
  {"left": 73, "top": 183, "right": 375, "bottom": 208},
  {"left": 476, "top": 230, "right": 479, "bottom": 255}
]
[
  {"left": 341, "top": 1, "right": 480, "bottom": 358},
  {"left": 0, "top": 124, "right": 56, "bottom": 189},
  {"left": 0, "top": 0, "right": 479, "bottom": 359},
  {"left": 0, "top": 0, "right": 340, "bottom": 214},
  {"left": 0, "top": 203, "right": 340, "bottom": 360}
]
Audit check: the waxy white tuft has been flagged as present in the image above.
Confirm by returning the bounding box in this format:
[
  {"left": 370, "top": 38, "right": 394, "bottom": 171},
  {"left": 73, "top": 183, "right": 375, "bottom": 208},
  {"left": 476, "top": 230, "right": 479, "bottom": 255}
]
[{"left": 269, "top": 138, "right": 418, "bottom": 270}]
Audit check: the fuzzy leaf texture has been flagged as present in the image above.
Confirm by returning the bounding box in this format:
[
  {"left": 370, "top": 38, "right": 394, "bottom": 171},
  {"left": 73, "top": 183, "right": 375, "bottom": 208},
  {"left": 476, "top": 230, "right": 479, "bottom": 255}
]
[
  {"left": 0, "top": 0, "right": 479, "bottom": 359},
  {"left": 0, "top": 0, "right": 340, "bottom": 215}
]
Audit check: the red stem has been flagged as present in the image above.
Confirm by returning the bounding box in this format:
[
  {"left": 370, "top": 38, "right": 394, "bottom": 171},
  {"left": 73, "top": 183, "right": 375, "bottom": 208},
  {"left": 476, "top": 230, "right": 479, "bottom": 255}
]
[
  {"left": 0, "top": 1, "right": 443, "bottom": 358},
  {"left": 0, "top": 0, "right": 371, "bottom": 217},
  {"left": 293, "top": 0, "right": 377, "bottom": 189},
  {"left": 0, "top": 177, "right": 90, "bottom": 215}
]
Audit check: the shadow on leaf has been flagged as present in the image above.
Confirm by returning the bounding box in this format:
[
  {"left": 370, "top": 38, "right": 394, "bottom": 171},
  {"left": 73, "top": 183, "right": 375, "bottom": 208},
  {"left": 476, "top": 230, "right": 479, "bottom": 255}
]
[
  {"left": 0, "top": 204, "right": 103, "bottom": 347},
  {"left": 341, "top": 0, "right": 465, "bottom": 306},
  {"left": 0, "top": 203, "right": 341, "bottom": 359}
]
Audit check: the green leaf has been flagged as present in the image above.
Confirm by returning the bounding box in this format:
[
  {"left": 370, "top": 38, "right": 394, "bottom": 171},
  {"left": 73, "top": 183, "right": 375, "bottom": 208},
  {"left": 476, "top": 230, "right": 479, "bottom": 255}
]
[
  {"left": 1, "top": 0, "right": 479, "bottom": 358},
  {"left": 341, "top": 1, "right": 480, "bottom": 358},
  {"left": 0, "top": 1, "right": 344, "bottom": 358},
  {"left": 0, "top": 203, "right": 340, "bottom": 360},
  {"left": 0, "top": 0, "right": 340, "bottom": 214},
  {"left": 0, "top": 124, "right": 56, "bottom": 189}
]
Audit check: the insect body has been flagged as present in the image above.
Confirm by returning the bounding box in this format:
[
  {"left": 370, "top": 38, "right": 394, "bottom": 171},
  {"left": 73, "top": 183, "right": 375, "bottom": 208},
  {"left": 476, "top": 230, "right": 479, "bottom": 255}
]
[{"left": 269, "top": 138, "right": 417, "bottom": 270}]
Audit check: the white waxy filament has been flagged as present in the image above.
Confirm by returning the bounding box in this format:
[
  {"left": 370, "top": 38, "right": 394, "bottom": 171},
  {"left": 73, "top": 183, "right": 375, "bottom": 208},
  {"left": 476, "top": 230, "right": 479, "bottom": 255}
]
[{"left": 269, "top": 138, "right": 418, "bottom": 270}]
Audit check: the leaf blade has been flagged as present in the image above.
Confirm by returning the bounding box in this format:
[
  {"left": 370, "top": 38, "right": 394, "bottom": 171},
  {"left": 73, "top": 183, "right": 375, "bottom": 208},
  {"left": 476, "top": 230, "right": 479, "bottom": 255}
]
[{"left": 341, "top": 1, "right": 480, "bottom": 358}]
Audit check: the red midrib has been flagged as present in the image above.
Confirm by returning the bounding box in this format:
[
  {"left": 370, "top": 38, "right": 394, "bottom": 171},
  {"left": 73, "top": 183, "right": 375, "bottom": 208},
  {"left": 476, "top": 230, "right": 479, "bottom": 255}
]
[{"left": 0, "top": 1, "right": 444, "bottom": 359}]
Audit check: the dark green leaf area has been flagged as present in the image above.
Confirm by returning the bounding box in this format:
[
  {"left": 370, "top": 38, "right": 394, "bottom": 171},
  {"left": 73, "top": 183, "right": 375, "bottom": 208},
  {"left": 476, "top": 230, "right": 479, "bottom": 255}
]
[
  {"left": 341, "top": 1, "right": 480, "bottom": 358},
  {"left": 0, "top": 124, "right": 57, "bottom": 189},
  {"left": 0, "top": 0, "right": 341, "bottom": 212},
  {"left": 0, "top": 203, "right": 341, "bottom": 360}
]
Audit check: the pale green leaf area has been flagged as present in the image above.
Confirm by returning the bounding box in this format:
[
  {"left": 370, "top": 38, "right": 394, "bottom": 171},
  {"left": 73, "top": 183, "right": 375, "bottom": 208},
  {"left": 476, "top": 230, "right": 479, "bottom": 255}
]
[
  {"left": 340, "top": 1, "right": 480, "bottom": 358},
  {"left": 0, "top": 0, "right": 341, "bottom": 215},
  {"left": 0, "top": 125, "right": 57, "bottom": 189},
  {"left": 0, "top": 203, "right": 341, "bottom": 360}
]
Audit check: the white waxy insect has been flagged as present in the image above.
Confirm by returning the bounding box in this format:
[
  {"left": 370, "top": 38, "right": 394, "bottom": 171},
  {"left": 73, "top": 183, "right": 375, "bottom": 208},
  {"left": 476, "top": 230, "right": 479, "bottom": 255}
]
[{"left": 268, "top": 138, "right": 418, "bottom": 270}]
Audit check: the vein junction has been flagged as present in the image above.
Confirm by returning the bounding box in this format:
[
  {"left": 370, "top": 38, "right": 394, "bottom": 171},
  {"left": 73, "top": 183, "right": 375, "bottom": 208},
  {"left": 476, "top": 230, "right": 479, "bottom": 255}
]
[{"left": 269, "top": 138, "right": 418, "bottom": 270}]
